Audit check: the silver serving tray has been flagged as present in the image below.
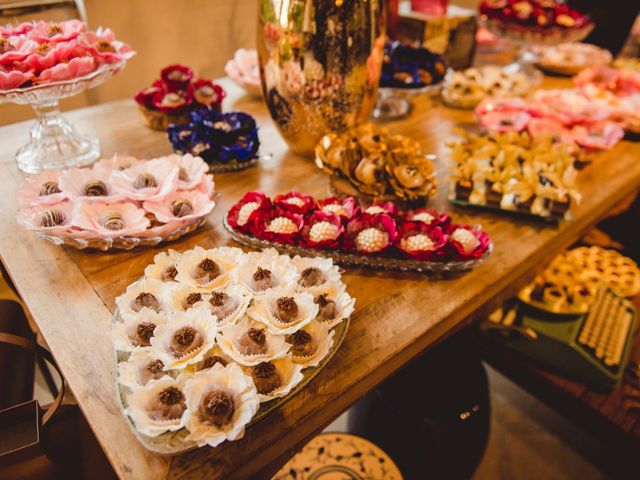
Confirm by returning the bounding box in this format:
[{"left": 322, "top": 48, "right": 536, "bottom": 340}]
[
  {"left": 114, "top": 309, "right": 350, "bottom": 455},
  {"left": 223, "top": 214, "right": 492, "bottom": 273}
]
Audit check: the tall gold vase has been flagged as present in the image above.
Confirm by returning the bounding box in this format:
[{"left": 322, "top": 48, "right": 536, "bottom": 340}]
[{"left": 258, "top": 0, "right": 386, "bottom": 156}]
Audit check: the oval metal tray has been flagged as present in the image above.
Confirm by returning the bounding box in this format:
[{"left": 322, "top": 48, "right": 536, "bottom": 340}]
[{"left": 223, "top": 214, "right": 492, "bottom": 273}]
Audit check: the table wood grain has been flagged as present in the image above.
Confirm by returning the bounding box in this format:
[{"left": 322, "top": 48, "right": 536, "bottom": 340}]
[{"left": 1, "top": 74, "right": 639, "bottom": 479}]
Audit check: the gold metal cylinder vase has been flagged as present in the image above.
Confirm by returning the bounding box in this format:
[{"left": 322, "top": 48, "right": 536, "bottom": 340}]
[{"left": 258, "top": 0, "right": 386, "bottom": 156}]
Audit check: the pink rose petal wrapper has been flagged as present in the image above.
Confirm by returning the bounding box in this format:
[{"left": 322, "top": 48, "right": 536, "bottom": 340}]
[
  {"left": 111, "top": 158, "right": 179, "bottom": 201},
  {"left": 300, "top": 211, "right": 344, "bottom": 249},
  {"left": 71, "top": 201, "right": 150, "bottom": 238},
  {"left": 143, "top": 190, "right": 216, "bottom": 224},
  {"left": 395, "top": 222, "right": 448, "bottom": 261},
  {"left": 16, "top": 171, "right": 67, "bottom": 207},
  {"left": 16, "top": 200, "right": 75, "bottom": 236}
]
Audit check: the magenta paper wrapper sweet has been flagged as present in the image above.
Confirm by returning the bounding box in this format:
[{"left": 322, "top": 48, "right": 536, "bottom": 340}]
[
  {"left": 447, "top": 225, "right": 492, "bottom": 261},
  {"left": 226, "top": 191, "right": 272, "bottom": 233},
  {"left": 274, "top": 191, "right": 315, "bottom": 215},
  {"left": 227, "top": 191, "right": 493, "bottom": 263},
  {"left": 15, "top": 154, "right": 216, "bottom": 246},
  {"left": 253, "top": 209, "right": 304, "bottom": 245},
  {"left": 395, "top": 222, "right": 448, "bottom": 261},
  {"left": 0, "top": 20, "right": 134, "bottom": 90},
  {"left": 300, "top": 211, "right": 344, "bottom": 249}
]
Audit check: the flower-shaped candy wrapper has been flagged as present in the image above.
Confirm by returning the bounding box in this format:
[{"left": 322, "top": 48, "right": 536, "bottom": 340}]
[
  {"left": 117, "top": 347, "right": 172, "bottom": 389},
  {"left": 316, "top": 196, "right": 359, "bottom": 220},
  {"left": 183, "top": 363, "right": 259, "bottom": 447},
  {"left": 300, "top": 211, "right": 344, "bottom": 249},
  {"left": 234, "top": 249, "right": 299, "bottom": 296},
  {"left": 164, "top": 153, "right": 209, "bottom": 191},
  {"left": 16, "top": 171, "right": 67, "bottom": 207},
  {"left": 190, "top": 345, "right": 233, "bottom": 373},
  {"left": 224, "top": 48, "right": 261, "bottom": 96},
  {"left": 447, "top": 225, "right": 491, "bottom": 261},
  {"left": 189, "top": 79, "right": 226, "bottom": 108},
  {"left": 143, "top": 189, "right": 216, "bottom": 224},
  {"left": 292, "top": 255, "right": 343, "bottom": 291},
  {"left": 150, "top": 308, "right": 218, "bottom": 370},
  {"left": 273, "top": 191, "right": 315, "bottom": 215},
  {"left": 166, "top": 283, "right": 210, "bottom": 313},
  {"left": 111, "top": 157, "right": 179, "bottom": 202},
  {"left": 206, "top": 284, "right": 251, "bottom": 327},
  {"left": 218, "top": 317, "right": 289, "bottom": 367},
  {"left": 345, "top": 213, "right": 398, "bottom": 254},
  {"left": 404, "top": 208, "right": 451, "bottom": 228},
  {"left": 71, "top": 201, "right": 150, "bottom": 238},
  {"left": 92, "top": 154, "right": 140, "bottom": 176},
  {"left": 17, "top": 201, "right": 75, "bottom": 236},
  {"left": 175, "top": 246, "right": 242, "bottom": 290},
  {"left": 395, "top": 222, "right": 448, "bottom": 261},
  {"left": 160, "top": 64, "right": 193, "bottom": 92},
  {"left": 115, "top": 278, "right": 171, "bottom": 324},
  {"left": 246, "top": 355, "right": 304, "bottom": 402},
  {"left": 309, "top": 283, "right": 355, "bottom": 329},
  {"left": 58, "top": 167, "right": 123, "bottom": 202},
  {"left": 253, "top": 209, "right": 304, "bottom": 245},
  {"left": 361, "top": 201, "right": 398, "bottom": 216},
  {"left": 226, "top": 191, "right": 271, "bottom": 233},
  {"left": 124, "top": 375, "right": 188, "bottom": 437},
  {"left": 285, "top": 320, "right": 334, "bottom": 369},
  {"left": 247, "top": 287, "right": 318, "bottom": 335},
  {"left": 112, "top": 309, "right": 166, "bottom": 352},
  {"left": 144, "top": 250, "right": 182, "bottom": 282}
]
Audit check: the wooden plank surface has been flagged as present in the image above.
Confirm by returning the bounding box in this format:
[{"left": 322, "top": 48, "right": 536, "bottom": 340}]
[{"left": 1, "top": 73, "right": 640, "bottom": 479}]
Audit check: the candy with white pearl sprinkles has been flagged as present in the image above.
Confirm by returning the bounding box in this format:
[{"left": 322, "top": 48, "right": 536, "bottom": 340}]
[
  {"left": 16, "top": 153, "right": 217, "bottom": 250},
  {"left": 225, "top": 191, "right": 493, "bottom": 272},
  {"left": 114, "top": 247, "right": 352, "bottom": 453}
]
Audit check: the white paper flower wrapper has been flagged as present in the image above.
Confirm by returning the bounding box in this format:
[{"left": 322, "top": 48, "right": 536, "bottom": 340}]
[
  {"left": 187, "top": 345, "right": 234, "bottom": 373},
  {"left": 144, "top": 249, "right": 183, "bottom": 282},
  {"left": 125, "top": 375, "right": 188, "bottom": 437},
  {"left": 183, "top": 363, "right": 259, "bottom": 447},
  {"left": 234, "top": 248, "right": 299, "bottom": 295},
  {"left": 310, "top": 282, "right": 356, "bottom": 329},
  {"left": 288, "top": 320, "right": 335, "bottom": 369},
  {"left": 207, "top": 283, "right": 251, "bottom": 327},
  {"left": 150, "top": 309, "right": 218, "bottom": 370},
  {"left": 218, "top": 317, "right": 289, "bottom": 366},
  {"left": 115, "top": 278, "right": 171, "bottom": 323},
  {"left": 292, "top": 255, "right": 342, "bottom": 292},
  {"left": 175, "top": 246, "right": 238, "bottom": 290},
  {"left": 248, "top": 354, "right": 304, "bottom": 403},
  {"left": 247, "top": 286, "right": 318, "bottom": 335},
  {"left": 166, "top": 283, "right": 210, "bottom": 313},
  {"left": 112, "top": 309, "right": 167, "bottom": 352},
  {"left": 117, "top": 347, "right": 173, "bottom": 389}
]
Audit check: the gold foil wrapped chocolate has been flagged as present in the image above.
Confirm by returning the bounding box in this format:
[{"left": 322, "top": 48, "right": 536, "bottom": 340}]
[{"left": 315, "top": 124, "right": 436, "bottom": 202}]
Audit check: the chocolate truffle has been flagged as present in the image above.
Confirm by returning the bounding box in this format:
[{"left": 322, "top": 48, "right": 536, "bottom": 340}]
[
  {"left": 170, "top": 326, "right": 203, "bottom": 356},
  {"left": 163, "top": 266, "right": 178, "bottom": 282},
  {"left": 133, "top": 172, "right": 158, "bottom": 189},
  {"left": 171, "top": 198, "right": 194, "bottom": 218},
  {"left": 183, "top": 292, "right": 202, "bottom": 309},
  {"left": 101, "top": 212, "right": 125, "bottom": 231},
  {"left": 298, "top": 267, "right": 325, "bottom": 288},
  {"left": 39, "top": 181, "right": 61, "bottom": 196},
  {"left": 84, "top": 179, "right": 108, "bottom": 196},
  {"left": 133, "top": 292, "right": 160, "bottom": 312},
  {"left": 314, "top": 294, "right": 337, "bottom": 322},
  {"left": 41, "top": 209, "right": 65, "bottom": 228},
  {"left": 237, "top": 327, "right": 267, "bottom": 355},
  {"left": 134, "top": 322, "right": 156, "bottom": 347},
  {"left": 209, "top": 291, "right": 237, "bottom": 321},
  {"left": 250, "top": 362, "right": 281, "bottom": 394},
  {"left": 198, "top": 390, "right": 235, "bottom": 427},
  {"left": 275, "top": 297, "right": 299, "bottom": 323},
  {"left": 196, "top": 258, "right": 221, "bottom": 283},
  {"left": 286, "top": 330, "right": 316, "bottom": 357},
  {"left": 140, "top": 359, "right": 165, "bottom": 384},
  {"left": 199, "top": 355, "right": 228, "bottom": 370},
  {"left": 149, "top": 386, "right": 186, "bottom": 421},
  {"left": 252, "top": 267, "right": 274, "bottom": 291}
]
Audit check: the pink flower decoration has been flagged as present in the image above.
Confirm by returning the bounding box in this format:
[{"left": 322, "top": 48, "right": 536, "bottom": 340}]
[
  {"left": 58, "top": 167, "right": 123, "bottom": 202},
  {"left": 527, "top": 117, "right": 574, "bottom": 144},
  {"left": 166, "top": 153, "right": 209, "bottom": 190},
  {"left": 133, "top": 85, "right": 163, "bottom": 108},
  {"left": 92, "top": 154, "right": 140, "bottom": 176},
  {"left": 143, "top": 190, "right": 216, "bottom": 223},
  {"left": 82, "top": 27, "right": 135, "bottom": 64},
  {"left": 345, "top": 213, "right": 397, "bottom": 254},
  {"left": 253, "top": 209, "right": 303, "bottom": 245},
  {"left": 151, "top": 90, "right": 192, "bottom": 114},
  {"left": 0, "top": 22, "right": 34, "bottom": 37},
  {"left": 446, "top": 225, "right": 491, "bottom": 260},
  {"left": 23, "top": 40, "right": 77, "bottom": 72},
  {"left": 136, "top": 218, "right": 188, "bottom": 239},
  {"left": 36, "top": 56, "right": 95, "bottom": 83},
  {"left": 227, "top": 191, "right": 271, "bottom": 232},
  {"left": 225, "top": 48, "right": 261, "bottom": 95},
  {"left": 17, "top": 171, "right": 68, "bottom": 207},
  {"left": 195, "top": 174, "right": 216, "bottom": 199},
  {"left": 300, "top": 211, "right": 344, "bottom": 249},
  {"left": 316, "top": 196, "right": 359, "bottom": 220},
  {"left": 478, "top": 110, "right": 532, "bottom": 132},
  {"left": 160, "top": 64, "right": 193, "bottom": 91},
  {"left": 29, "top": 20, "right": 85, "bottom": 44},
  {"left": 0, "top": 69, "right": 33, "bottom": 89},
  {"left": 395, "top": 222, "right": 447, "bottom": 261},
  {"left": 111, "top": 158, "right": 179, "bottom": 201},
  {"left": 72, "top": 201, "right": 150, "bottom": 238},
  {"left": 404, "top": 208, "right": 451, "bottom": 228},
  {"left": 189, "top": 78, "right": 225, "bottom": 108},
  {"left": 0, "top": 37, "right": 37, "bottom": 66},
  {"left": 571, "top": 122, "right": 624, "bottom": 151},
  {"left": 17, "top": 200, "right": 74, "bottom": 235},
  {"left": 274, "top": 191, "right": 314, "bottom": 215}
]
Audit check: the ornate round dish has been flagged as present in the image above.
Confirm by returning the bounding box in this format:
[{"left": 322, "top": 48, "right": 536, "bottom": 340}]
[
  {"left": 224, "top": 214, "right": 492, "bottom": 273},
  {"left": 479, "top": 17, "right": 594, "bottom": 47},
  {"left": 114, "top": 308, "right": 349, "bottom": 455},
  {"left": 36, "top": 216, "right": 207, "bottom": 251},
  {"left": 208, "top": 156, "right": 259, "bottom": 174}
]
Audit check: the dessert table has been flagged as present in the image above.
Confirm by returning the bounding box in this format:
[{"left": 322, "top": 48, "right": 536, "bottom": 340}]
[{"left": 1, "top": 74, "right": 639, "bottom": 479}]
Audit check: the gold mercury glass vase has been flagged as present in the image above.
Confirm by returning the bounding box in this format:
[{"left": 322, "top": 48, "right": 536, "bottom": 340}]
[{"left": 258, "top": 0, "right": 386, "bottom": 156}]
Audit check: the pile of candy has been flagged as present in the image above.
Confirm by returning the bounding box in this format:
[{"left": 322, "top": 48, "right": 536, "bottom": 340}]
[
  {"left": 0, "top": 20, "right": 133, "bottom": 90},
  {"left": 227, "top": 191, "right": 491, "bottom": 261},
  {"left": 134, "top": 64, "right": 225, "bottom": 130},
  {"left": 479, "top": 0, "right": 589, "bottom": 30},
  {"left": 380, "top": 42, "right": 447, "bottom": 89}
]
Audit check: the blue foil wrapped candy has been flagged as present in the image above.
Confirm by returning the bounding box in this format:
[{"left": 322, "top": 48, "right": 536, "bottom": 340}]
[
  {"left": 168, "top": 110, "right": 260, "bottom": 167},
  {"left": 380, "top": 41, "right": 447, "bottom": 89}
]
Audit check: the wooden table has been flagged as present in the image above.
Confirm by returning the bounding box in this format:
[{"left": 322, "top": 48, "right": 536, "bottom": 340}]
[{"left": 1, "top": 76, "right": 639, "bottom": 479}]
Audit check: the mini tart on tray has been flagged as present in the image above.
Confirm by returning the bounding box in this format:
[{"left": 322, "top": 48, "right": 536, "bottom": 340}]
[
  {"left": 183, "top": 363, "right": 259, "bottom": 448},
  {"left": 124, "top": 375, "right": 189, "bottom": 437}
]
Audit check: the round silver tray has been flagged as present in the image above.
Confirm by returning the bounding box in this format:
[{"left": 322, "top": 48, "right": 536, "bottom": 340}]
[
  {"left": 34, "top": 216, "right": 207, "bottom": 251},
  {"left": 223, "top": 214, "right": 492, "bottom": 273},
  {"left": 113, "top": 308, "right": 350, "bottom": 455}
]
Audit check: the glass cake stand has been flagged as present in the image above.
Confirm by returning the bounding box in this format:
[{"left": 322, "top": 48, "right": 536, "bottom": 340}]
[
  {"left": 479, "top": 16, "right": 594, "bottom": 78},
  {"left": 373, "top": 81, "right": 444, "bottom": 121},
  {"left": 0, "top": 61, "right": 126, "bottom": 174}
]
